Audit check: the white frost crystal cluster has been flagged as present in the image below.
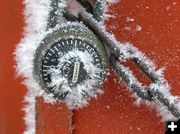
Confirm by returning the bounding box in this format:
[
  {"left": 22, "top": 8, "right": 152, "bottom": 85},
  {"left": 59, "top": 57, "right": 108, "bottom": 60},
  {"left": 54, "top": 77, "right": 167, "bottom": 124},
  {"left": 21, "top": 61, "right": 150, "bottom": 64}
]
[
  {"left": 15, "top": 0, "right": 52, "bottom": 134},
  {"left": 48, "top": 49, "right": 103, "bottom": 108}
]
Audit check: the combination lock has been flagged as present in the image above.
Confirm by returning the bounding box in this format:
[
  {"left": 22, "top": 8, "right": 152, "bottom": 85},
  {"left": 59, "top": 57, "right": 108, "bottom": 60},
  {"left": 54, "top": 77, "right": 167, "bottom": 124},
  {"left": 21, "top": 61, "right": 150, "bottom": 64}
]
[{"left": 33, "top": 22, "right": 108, "bottom": 106}]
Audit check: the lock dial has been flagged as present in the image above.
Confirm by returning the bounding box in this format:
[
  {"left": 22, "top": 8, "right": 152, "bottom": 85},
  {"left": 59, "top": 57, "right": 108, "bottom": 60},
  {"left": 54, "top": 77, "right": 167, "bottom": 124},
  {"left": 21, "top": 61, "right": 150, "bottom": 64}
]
[
  {"left": 33, "top": 23, "right": 108, "bottom": 107},
  {"left": 41, "top": 39, "right": 104, "bottom": 99}
]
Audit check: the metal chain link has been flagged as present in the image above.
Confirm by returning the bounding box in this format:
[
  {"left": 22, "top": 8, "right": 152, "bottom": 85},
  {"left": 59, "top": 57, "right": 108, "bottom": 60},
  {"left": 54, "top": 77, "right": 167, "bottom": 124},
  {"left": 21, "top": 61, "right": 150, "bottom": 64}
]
[
  {"left": 47, "top": 0, "right": 105, "bottom": 28},
  {"left": 46, "top": 0, "right": 61, "bottom": 29}
]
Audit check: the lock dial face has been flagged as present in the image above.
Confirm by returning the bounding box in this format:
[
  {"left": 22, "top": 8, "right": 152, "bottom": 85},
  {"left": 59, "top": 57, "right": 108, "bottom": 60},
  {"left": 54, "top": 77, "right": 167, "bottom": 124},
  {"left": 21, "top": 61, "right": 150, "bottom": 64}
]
[
  {"left": 41, "top": 38, "right": 106, "bottom": 99},
  {"left": 33, "top": 23, "right": 108, "bottom": 107}
]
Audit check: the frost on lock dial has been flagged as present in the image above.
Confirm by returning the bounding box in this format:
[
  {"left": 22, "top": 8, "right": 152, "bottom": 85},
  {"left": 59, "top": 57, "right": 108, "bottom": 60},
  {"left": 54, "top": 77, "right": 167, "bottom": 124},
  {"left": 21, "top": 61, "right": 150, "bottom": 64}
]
[{"left": 33, "top": 23, "right": 108, "bottom": 108}]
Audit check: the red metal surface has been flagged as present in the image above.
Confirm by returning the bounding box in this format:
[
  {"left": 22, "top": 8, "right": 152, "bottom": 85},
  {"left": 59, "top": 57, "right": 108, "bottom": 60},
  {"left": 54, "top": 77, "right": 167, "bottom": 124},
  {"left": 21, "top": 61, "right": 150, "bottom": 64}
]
[
  {"left": 0, "top": 0, "right": 25, "bottom": 133},
  {"left": 36, "top": 97, "right": 71, "bottom": 134},
  {"left": 0, "top": 0, "right": 180, "bottom": 134}
]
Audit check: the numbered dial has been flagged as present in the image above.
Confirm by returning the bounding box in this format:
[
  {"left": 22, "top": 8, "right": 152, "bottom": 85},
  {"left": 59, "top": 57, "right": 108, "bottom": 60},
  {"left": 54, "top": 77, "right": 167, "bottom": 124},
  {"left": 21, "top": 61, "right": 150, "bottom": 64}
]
[{"left": 41, "top": 39, "right": 105, "bottom": 99}]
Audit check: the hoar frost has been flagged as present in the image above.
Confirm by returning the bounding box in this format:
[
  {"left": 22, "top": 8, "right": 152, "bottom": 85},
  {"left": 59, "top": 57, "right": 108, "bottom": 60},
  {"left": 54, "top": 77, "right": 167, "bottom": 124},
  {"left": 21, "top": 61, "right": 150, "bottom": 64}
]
[{"left": 47, "top": 49, "right": 103, "bottom": 108}]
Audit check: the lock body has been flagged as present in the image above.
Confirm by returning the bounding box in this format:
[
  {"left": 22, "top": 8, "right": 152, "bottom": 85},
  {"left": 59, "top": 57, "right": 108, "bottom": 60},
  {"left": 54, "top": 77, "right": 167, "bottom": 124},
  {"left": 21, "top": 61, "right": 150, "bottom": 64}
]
[{"left": 33, "top": 22, "right": 108, "bottom": 106}]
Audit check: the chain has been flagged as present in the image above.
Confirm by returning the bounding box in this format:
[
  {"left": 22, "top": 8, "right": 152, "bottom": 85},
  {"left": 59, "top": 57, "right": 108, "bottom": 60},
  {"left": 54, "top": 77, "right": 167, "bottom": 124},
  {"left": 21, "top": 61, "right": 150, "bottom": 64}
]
[
  {"left": 78, "top": 10, "right": 180, "bottom": 119},
  {"left": 47, "top": 0, "right": 105, "bottom": 28},
  {"left": 46, "top": 0, "right": 180, "bottom": 120},
  {"left": 47, "top": 0, "right": 61, "bottom": 29}
]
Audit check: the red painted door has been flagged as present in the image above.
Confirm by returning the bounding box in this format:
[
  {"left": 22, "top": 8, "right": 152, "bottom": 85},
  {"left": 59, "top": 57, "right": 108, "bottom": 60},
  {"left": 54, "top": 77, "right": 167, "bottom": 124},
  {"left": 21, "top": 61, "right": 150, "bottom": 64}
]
[{"left": 0, "top": 0, "right": 180, "bottom": 134}]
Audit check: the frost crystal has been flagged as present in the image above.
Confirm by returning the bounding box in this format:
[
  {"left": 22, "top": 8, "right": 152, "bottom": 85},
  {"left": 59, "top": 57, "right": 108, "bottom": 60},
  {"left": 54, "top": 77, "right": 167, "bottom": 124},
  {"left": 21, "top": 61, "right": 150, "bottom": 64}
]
[
  {"left": 135, "top": 25, "right": 142, "bottom": 31},
  {"left": 47, "top": 50, "right": 103, "bottom": 109}
]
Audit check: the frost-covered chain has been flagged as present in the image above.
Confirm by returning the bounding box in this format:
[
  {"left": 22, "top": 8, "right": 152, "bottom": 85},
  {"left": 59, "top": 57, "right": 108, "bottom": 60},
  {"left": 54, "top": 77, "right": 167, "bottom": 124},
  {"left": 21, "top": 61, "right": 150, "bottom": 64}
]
[
  {"left": 46, "top": 0, "right": 105, "bottom": 29},
  {"left": 78, "top": 10, "right": 180, "bottom": 119},
  {"left": 47, "top": 0, "right": 62, "bottom": 29}
]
